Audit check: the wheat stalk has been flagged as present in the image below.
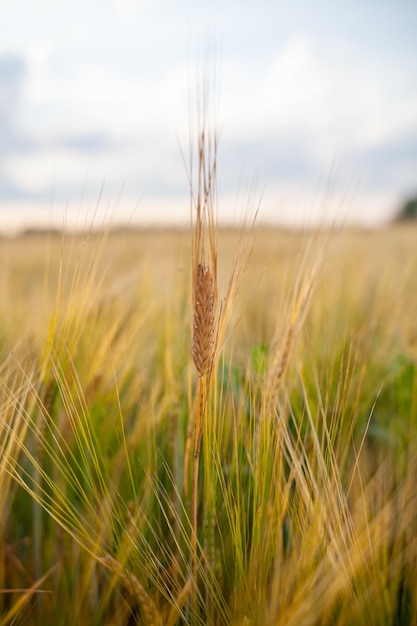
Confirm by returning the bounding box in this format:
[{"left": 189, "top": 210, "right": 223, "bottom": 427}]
[
  {"left": 185, "top": 65, "right": 259, "bottom": 620},
  {"left": 188, "top": 78, "right": 219, "bottom": 619}
]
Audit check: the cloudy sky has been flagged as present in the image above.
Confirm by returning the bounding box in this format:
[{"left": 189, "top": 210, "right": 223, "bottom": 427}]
[{"left": 1, "top": 0, "right": 416, "bottom": 231}]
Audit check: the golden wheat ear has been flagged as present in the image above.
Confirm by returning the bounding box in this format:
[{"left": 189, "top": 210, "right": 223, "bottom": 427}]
[{"left": 192, "top": 262, "right": 216, "bottom": 377}]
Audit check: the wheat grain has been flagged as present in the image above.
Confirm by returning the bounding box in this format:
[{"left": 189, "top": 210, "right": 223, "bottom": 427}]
[{"left": 192, "top": 263, "right": 216, "bottom": 377}]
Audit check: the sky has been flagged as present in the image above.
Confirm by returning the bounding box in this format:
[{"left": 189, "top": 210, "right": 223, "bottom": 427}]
[{"left": 0, "top": 0, "right": 416, "bottom": 232}]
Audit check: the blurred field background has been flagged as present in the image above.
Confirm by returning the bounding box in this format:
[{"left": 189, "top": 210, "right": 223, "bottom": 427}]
[{"left": 0, "top": 223, "right": 416, "bottom": 625}]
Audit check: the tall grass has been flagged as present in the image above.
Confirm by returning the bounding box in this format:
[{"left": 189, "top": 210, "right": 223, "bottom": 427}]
[{"left": 0, "top": 138, "right": 416, "bottom": 623}]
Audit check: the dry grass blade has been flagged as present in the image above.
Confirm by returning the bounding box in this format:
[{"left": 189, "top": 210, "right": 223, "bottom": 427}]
[
  {"left": 0, "top": 566, "right": 54, "bottom": 626},
  {"left": 166, "top": 577, "right": 193, "bottom": 626}
]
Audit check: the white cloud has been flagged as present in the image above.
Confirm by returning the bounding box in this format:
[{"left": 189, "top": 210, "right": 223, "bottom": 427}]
[
  {"left": 18, "top": 41, "right": 189, "bottom": 146},
  {"left": 109, "top": 0, "right": 166, "bottom": 18},
  {"left": 1, "top": 2, "right": 416, "bottom": 228},
  {"left": 357, "top": 96, "right": 417, "bottom": 151}
]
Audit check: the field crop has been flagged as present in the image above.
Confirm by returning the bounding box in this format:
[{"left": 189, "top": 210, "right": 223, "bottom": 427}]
[{"left": 0, "top": 215, "right": 416, "bottom": 625}]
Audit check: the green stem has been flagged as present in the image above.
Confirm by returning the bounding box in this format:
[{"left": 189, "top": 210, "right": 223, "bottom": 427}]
[{"left": 191, "top": 376, "right": 205, "bottom": 620}]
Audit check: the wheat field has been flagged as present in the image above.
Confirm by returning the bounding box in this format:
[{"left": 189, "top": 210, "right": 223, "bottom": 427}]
[{"left": 0, "top": 218, "right": 416, "bottom": 625}]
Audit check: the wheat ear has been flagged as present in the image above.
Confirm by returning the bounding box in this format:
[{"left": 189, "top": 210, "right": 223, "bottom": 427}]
[
  {"left": 100, "top": 554, "right": 162, "bottom": 626},
  {"left": 192, "top": 263, "right": 216, "bottom": 377}
]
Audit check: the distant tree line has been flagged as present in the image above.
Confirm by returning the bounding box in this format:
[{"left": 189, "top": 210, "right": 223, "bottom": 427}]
[{"left": 396, "top": 195, "right": 417, "bottom": 221}]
